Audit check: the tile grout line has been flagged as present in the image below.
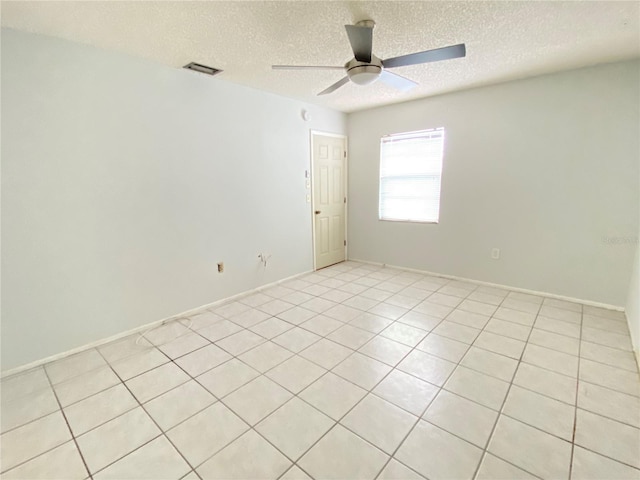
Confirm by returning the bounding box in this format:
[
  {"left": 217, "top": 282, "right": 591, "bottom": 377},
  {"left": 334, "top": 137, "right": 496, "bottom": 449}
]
[
  {"left": 0, "top": 281, "right": 627, "bottom": 381},
  {"left": 469, "top": 294, "right": 546, "bottom": 480},
  {"left": 0, "top": 261, "right": 620, "bottom": 382},
  {"left": 359, "top": 288, "right": 494, "bottom": 480},
  {"left": 0, "top": 370, "right": 98, "bottom": 477},
  {"left": 2, "top": 264, "right": 630, "bottom": 384},
  {"left": 92, "top": 294, "right": 629, "bottom": 423},
  {"left": 180, "top": 267, "right": 639, "bottom": 477},
  {"left": 91, "top": 347, "right": 201, "bottom": 479},
  {"left": 58, "top": 321, "right": 635, "bottom": 480},
  {"left": 124, "top": 343, "right": 295, "bottom": 477},
  {"left": 0, "top": 363, "right": 128, "bottom": 438},
  {"left": 568, "top": 304, "right": 585, "bottom": 480},
  {"left": 133, "top": 332, "right": 325, "bottom": 477},
  {"left": 152, "top": 324, "right": 315, "bottom": 480},
  {"left": 438, "top": 290, "right": 528, "bottom": 478},
  {"left": 450, "top": 295, "right": 519, "bottom": 478},
  {"left": 3, "top": 262, "right": 639, "bottom": 479},
  {"left": 210, "top": 274, "right": 452, "bottom": 479},
  {"left": 282, "top": 326, "right": 428, "bottom": 480},
  {"left": 372, "top": 282, "right": 556, "bottom": 478},
  {"left": 358, "top": 282, "right": 502, "bottom": 479},
  {"left": 370, "top": 343, "right": 469, "bottom": 479},
  {"left": 41, "top": 366, "right": 94, "bottom": 480},
  {"left": 222, "top": 309, "right": 430, "bottom": 478},
  {"left": 170, "top": 336, "right": 381, "bottom": 477},
  {"left": 85, "top": 295, "right": 363, "bottom": 475}
]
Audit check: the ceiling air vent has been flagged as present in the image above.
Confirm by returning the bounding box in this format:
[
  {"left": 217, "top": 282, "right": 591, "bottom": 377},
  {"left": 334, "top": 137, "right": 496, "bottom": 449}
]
[{"left": 183, "top": 62, "right": 223, "bottom": 76}]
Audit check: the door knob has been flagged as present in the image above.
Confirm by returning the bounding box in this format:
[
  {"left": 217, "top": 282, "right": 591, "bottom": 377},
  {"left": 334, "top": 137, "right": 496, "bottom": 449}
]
[{"left": 315, "top": 210, "right": 321, "bottom": 214}]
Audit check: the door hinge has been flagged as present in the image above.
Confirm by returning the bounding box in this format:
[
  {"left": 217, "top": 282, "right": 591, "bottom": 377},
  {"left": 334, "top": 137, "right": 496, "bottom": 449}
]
[
  {"left": 344, "top": 150, "right": 347, "bottom": 158},
  {"left": 344, "top": 196, "right": 347, "bottom": 204},
  {"left": 344, "top": 240, "right": 347, "bottom": 246}
]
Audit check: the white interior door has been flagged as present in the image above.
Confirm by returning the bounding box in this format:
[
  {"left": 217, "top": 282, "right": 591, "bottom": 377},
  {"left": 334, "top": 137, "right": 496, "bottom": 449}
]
[{"left": 312, "top": 133, "right": 346, "bottom": 269}]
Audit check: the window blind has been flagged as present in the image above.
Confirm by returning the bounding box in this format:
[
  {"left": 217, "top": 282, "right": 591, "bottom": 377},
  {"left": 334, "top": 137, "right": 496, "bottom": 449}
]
[{"left": 379, "top": 128, "right": 445, "bottom": 223}]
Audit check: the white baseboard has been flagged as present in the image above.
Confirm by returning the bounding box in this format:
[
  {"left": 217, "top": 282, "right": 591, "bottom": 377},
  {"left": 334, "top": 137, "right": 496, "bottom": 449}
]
[
  {"left": 3, "top": 259, "right": 629, "bottom": 378},
  {"left": 358, "top": 258, "right": 637, "bottom": 369},
  {"left": 348, "top": 258, "right": 625, "bottom": 312},
  {"left": 1, "top": 269, "right": 313, "bottom": 379}
]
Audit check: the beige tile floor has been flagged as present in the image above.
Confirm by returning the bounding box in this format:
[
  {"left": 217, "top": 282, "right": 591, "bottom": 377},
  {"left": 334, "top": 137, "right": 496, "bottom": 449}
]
[{"left": 1, "top": 261, "right": 639, "bottom": 479}]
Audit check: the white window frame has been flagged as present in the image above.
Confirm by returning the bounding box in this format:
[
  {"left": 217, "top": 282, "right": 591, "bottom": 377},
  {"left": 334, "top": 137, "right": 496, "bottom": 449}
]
[{"left": 378, "top": 127, "right": 445, "bottom": 224}]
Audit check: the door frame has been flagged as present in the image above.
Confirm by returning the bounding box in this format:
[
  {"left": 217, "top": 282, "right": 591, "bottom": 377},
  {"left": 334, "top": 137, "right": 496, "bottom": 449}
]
[{"left": 310, "top": 130, "right": 349, "bottom": 271}]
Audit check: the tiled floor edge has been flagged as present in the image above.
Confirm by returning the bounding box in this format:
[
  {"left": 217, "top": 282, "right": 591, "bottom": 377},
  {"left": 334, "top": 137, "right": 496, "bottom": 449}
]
[
  {"left": 347, "top": 258, "right": 624, "bottom": 313},
  {"left": 0, "top": 269, "right": 315, "bottom": 379}
]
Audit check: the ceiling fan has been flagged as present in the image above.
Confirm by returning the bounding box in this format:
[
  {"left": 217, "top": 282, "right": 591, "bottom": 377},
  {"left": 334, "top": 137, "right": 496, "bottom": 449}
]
[{"left": 272, "top": 20, "right": 466, "bottom": 96}]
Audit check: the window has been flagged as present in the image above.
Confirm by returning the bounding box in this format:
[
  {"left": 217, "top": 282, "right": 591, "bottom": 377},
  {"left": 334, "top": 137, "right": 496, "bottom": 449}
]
[{"left": 379, "top": 127, "right": 445, "bottom": 223}]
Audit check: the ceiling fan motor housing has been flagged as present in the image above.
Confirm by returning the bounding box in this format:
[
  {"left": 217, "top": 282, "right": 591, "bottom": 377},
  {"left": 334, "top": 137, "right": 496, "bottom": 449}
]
[{"left": 346, "top": 55, "right": 383, "bottom": 85}]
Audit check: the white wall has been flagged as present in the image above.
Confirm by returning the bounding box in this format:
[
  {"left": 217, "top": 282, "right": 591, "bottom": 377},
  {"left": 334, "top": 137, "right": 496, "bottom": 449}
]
[
  {"left": 626, "top": 242, "right": 640, "bottom": 363},
  {"left": 348, "top": 61, "right": 639, "bottom": 307},
  {"left": 1, "top": 28, "right": 346, "bottom": 371}
]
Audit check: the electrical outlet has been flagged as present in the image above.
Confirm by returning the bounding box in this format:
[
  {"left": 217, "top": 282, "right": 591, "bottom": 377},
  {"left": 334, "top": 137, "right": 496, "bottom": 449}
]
[
  {"left": 217, "top": 262, "right": 224, "bottom": 273},
  {"left": 491, "top": 248, "right": 500, "bottom": 260}
]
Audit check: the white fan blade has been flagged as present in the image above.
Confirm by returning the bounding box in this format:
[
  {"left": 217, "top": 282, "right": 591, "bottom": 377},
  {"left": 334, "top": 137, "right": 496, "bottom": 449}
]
[
  {"left": 318, "top": 76, "right": 350, "bottom": 95},
  {"left": 383, "top": 44, "right": 466, "bottom": 69},
  {"left": 380, "top": 70, "right": 418, "bottom": 91},
  {"left": 272, "top": 65, "right": 344, "bottom": 70}
]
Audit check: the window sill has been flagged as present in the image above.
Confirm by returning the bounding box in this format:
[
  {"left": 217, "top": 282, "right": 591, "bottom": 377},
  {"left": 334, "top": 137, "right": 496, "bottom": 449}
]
[{"left": 378, "top": 218, "right": 439, "bottom": 224}]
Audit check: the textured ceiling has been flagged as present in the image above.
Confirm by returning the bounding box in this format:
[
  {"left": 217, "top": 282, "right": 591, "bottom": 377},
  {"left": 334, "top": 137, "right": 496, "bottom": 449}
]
[{"left": 2, "top": 1, "right": 639, "bottom": 112}]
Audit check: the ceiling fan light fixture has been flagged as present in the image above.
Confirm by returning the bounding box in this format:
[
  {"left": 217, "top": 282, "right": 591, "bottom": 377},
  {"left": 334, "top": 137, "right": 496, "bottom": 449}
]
[
  {"left": 347, "top": 65, "right": 382, "bottom": 85},
  {"left": 271, "top": 21, "right": 466, "bottom": 96}
]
